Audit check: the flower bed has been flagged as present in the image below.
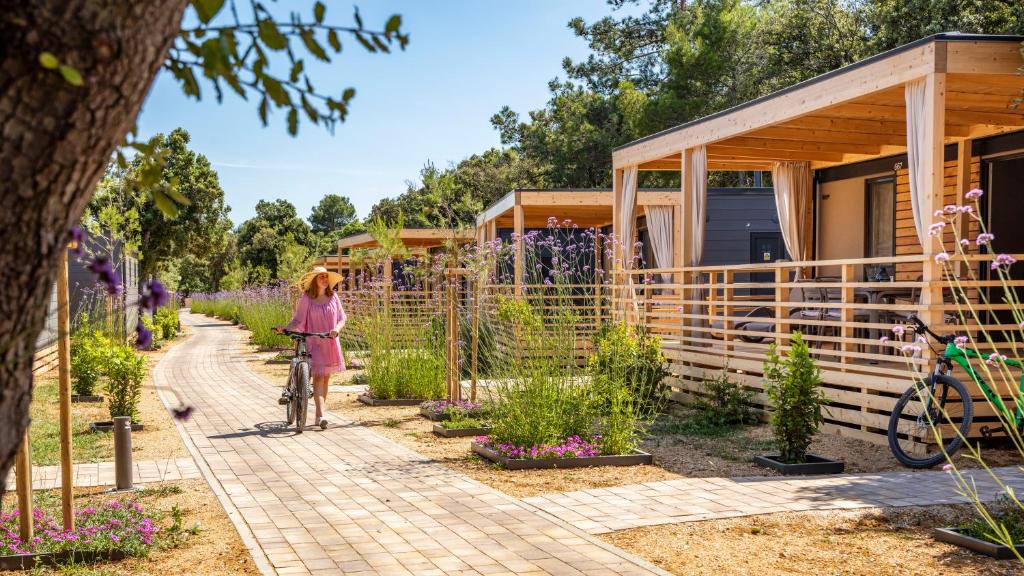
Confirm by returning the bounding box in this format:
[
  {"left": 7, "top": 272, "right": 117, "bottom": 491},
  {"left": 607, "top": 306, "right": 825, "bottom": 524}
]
[
  {"left": 0, "top": 500, "right": 159, "bottom": 569},
  {"left": 471, "top": 435, "right": 652, "bottom": 470},
  {"left": 356, "top": 394, "right": 424, "bottom": 407},
  {"left": 419, "top": 400, "right": 484, "bottom": 421}
]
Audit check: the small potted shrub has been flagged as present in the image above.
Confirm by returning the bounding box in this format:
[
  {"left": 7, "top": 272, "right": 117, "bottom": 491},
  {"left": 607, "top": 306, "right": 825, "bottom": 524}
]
[
  {"left": 91, "top": 345, "right": 145, "bottom": 432},
  {"left": 690, "top": 365, "right": 758, "bottom": 431},
  {"left": 70, "top": 329, "right": 108, "bottom": 402},
  {"left": 934, "top": 494, "right": 1024, "bottom": 558},
  {"left": 754, "top": 331, "right": 843, "bottom": 474}
]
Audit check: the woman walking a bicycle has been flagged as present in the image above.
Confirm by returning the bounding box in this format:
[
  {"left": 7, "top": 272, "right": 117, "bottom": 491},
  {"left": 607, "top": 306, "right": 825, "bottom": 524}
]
[{"left": 274, "top": 266, "right": 346, "bottom": 429}]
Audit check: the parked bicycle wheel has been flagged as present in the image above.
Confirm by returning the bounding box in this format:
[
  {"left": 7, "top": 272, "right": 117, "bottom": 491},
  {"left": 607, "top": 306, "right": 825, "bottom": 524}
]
[
  {"left": 888, "top": 374, "right": 973, "bottom": 468},
  {"left": 294, "top": 361, "right": 310, "bottom": 433}
]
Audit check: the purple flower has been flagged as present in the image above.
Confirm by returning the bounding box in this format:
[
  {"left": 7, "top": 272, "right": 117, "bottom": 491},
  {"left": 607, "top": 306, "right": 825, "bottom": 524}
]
[
  {"left": 992, "top": 254, "right": 1017, "bottom": 270},
  {"left": 139, "top": 279, "right": 169, "bottom": 311},
  {"left": 928, "top": 222, "right": 946, "bottom": 237},
  {"left": 87, "top": 256, "right": 122, "bottom": 295},
  {"left": 69, "top": 226, "right": 86, "bottom": 258},
  {"left": 135, "top": 319, "right": 152, "bottom": 350},
  {"left": 934, "top": 252, "right": 950, "bottom": 264},
  {"left": 171, "top": 405, "right": 194, "bottom": 421},
  {"left": 965, "top": 188, "right": 984, "bottom": 200},
  {"left": 954, "top": 336, "right": 968, "bottom": 349},
  {"left": 976, "top": 233, "right": 995, "bottom": 246},
  {"left": 891, "top": 325, "right": 905, "bottom": 337},
  {"left": 879, "top": 336, "right": 889, "bottom": 343}
]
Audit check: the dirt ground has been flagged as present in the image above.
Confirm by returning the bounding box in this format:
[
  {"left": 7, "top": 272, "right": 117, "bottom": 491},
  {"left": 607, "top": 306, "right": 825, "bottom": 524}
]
[
  {"left": 0, "top": 479, "right": 259, "bottom": 576},
  {"left": 602, "top": 505, "right": 1022, "bottom": 576}
]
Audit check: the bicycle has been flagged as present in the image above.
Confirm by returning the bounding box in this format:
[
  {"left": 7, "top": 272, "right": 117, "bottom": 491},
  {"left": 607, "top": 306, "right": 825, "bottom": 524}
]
[
  {"left": 278, "top": 329, "right": 331, "bottom": 433},
  {"left": 887, "top": 315, "right": 1023, "bottom": 468}
]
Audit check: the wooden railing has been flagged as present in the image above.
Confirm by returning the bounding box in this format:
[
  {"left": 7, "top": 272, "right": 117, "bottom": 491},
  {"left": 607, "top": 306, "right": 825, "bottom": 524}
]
[{"left": 612, "top": 254, "right": 1024, "bottom": 447}]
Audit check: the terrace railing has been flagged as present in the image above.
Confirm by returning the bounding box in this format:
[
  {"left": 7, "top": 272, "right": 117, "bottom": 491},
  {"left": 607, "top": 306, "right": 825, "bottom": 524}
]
[{"left": 612, "top": 254, "right": 1024, "bottom": 448}]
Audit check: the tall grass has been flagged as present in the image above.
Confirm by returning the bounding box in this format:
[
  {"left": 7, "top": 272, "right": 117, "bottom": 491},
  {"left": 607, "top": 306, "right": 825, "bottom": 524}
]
[{"left": 191, "top": 283, "right": 293, "bottom": 348}]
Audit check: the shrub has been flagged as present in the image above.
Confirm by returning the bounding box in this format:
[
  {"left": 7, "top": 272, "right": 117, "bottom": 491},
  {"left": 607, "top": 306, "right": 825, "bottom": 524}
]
[
  {"left": 960, "top": 494, "right": 1024, "bottom": 544},
  {"left": 362, "top": 306, "right": 445, "bottom": 400},
  {"left": 154, "top": 306, "right": 179, "bottom": 339},
  {"left": 106, "top": 344, "right": 146, "bottom": 421},
  {"left": 764, "top": 331, "right": 826, "bottom": 464},
  {"left": 691, "top": 366, "right": 757, "bottom": 429},
  {"left": 71, "top": 329, "right": 110, "bottom": 396},
  {"left": 0, "top": 499, "right": 160, "bottom": 556},
  {"left": 588, "top": 322, "right": 669, "bottom": 418}
]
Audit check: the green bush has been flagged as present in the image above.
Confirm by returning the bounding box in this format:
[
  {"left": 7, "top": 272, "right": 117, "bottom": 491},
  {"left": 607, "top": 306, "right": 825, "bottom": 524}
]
[
  {"left": 141, "top": 314, "right": 162, "bottom": 348},
  {"left": 154, "top": 307, "right": 179, "bottom": 339},
  {"left": 362, "top": 307, "right": 445, "bottom": 400},
  {"left": 106, "top": 345, "right": 146, "bottom": 421},
  {"left": 588, "top": 322, "right": 670, "bottom": 419},
  {"left": 70, "top": 329, "right": 111, "bottom": 396},
  {"left": 960, "top": 494, "right": 1024, "bottom": 544},
  {"left": 691, "top": 366, "right": 757, "bottom": 429},
  {"left": 764, "top": 331, "right": 826, "bottom": 464}
]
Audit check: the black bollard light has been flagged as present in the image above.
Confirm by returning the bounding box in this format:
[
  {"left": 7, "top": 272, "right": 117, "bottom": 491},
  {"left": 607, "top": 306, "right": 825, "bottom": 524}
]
[{"left": 113, "top": 416, "right": 133, "bottom": 490}]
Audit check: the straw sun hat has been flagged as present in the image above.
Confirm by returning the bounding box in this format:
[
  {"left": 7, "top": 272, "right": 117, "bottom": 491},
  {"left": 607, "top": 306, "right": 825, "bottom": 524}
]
[{"left": 298, "top": 266, "right": 343, "bottom": 292}]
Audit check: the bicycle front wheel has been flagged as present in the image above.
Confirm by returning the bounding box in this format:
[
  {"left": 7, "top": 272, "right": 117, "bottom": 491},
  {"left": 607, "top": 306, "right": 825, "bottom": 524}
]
[
  {"left": 294, "top": 361, "right": 310, "bottom": 433},
  {"left": 888, "top": 374, "right": 973, "bottom": 468}
]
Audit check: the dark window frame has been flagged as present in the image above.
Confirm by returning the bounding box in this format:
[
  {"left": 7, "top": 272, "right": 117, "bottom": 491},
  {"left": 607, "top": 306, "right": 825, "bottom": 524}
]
[{"left": 864, "top": 174, "right": 897, "bottom": 280}]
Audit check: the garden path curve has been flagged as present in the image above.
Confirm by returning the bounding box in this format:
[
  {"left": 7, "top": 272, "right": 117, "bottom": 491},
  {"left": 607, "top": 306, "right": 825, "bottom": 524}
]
[{"left": 155, "top": 312, "right": 670, "bottom": 576}]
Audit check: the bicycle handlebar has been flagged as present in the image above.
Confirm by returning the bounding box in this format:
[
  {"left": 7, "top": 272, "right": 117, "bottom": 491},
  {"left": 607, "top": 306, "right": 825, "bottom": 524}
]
[
  {"left": 906, "top": 315, "right": 954, "bottom": 345},
  {"left": 279, "top": 329, "right": 332, "bottom": 339}
]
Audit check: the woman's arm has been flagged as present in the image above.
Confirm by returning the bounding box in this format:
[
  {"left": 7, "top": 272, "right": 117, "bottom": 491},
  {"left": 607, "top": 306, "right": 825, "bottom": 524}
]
[
  {"left": 284, "top": 295, "right": 309, "bottom": 332},
  {"left": 330, "top": 295, "right": 346, "bottom": 336}
]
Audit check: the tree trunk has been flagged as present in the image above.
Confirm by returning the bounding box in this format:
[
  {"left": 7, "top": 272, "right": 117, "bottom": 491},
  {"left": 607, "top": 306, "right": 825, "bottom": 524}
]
[{"left": 0, "top": 1, "right": 189, "bottom": 493}]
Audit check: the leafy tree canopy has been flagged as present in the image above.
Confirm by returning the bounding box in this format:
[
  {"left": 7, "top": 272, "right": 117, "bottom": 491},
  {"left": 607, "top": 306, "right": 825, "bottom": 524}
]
[{"left": 309, "top": 193, "right": 357, "bottom": 233}]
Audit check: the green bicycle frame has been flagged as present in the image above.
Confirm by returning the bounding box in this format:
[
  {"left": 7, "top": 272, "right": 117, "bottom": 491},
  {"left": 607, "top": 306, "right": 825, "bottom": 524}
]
[{"left": 942, "top": 341, "right": 1024, "bottom": 427}]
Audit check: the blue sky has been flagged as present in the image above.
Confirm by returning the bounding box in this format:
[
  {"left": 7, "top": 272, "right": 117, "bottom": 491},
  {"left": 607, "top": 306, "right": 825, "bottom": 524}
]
[{"left": 136, "top": 0, "right": 621, "bottom": 225}]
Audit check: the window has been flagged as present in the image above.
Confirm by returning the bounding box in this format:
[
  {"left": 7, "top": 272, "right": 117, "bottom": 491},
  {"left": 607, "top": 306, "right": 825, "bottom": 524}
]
[{"left": 864, "top": 176, "right": 895, "bottom": 280}]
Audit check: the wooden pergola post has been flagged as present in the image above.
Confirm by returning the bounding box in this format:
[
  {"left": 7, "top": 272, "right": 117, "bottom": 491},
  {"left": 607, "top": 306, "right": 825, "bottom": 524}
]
[
  {"left": 611, "top": 168, "right": 623, "bottom": 318},
  {"left": 513, "top": 200, "right": 524, "bottom": 297},
  {"left": 57, "top": 247, "right": 74, "bottom": 529},
  {"left": 14, "top": 429, "right": 32, "bottom": 540},
  {"left": 918, "top": 72, "right": 947, "bottom": 333},
  {"left": 681, "top": 148, "right": 696, "bottom": 340}
]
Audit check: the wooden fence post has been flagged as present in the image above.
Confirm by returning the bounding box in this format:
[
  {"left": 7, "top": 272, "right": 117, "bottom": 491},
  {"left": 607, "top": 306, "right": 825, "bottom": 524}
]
[
  {"left": 15, "top": 429, "right": 32, "bottom": 540},
  {"left": 57, "top": 247, "right": 74, "bottom": 529},
  {"left": 470, "top": 273, "right": 479, "bottom": 403}
]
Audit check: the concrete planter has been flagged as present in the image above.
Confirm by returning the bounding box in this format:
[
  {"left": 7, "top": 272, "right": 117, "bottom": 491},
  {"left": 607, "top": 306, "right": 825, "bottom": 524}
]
[
  {"left": 356, "top": 394, "right": 426, "bottom": 407},
  {"left": 71, "top": 395, "right": 104, "bottom": 403},
  {"left": 753, "top": 454, "right": 845, "bottom": 475},
  {"left": 0, "top": 549, "right": 128, "bottom": 571},
  {"left": 432, "top": 424, "right": 491, "bottom": 438},
  {"left": 90, "top": 421, "right": 144, "bottom": 433},
  {"left": 472, "top": 442, "right": 652, "bottom": 470},
  {"left": 933, "top": 527, "right": 1024, "bottom": 559}
]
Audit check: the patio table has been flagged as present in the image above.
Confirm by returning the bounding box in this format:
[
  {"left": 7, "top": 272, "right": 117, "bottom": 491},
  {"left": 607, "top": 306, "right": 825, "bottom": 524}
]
[{"left": 855, "top": 286, "right": 915, "bottom": 362}]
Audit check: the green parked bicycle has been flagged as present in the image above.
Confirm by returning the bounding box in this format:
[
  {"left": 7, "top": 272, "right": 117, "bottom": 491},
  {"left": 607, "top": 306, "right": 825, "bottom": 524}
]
[{"left": 887, "top": 315, "right": 1024, "bottom": 468}]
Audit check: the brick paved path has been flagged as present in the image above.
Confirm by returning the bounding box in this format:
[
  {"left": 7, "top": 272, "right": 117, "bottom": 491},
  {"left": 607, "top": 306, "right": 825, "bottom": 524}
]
[
  {"left": 525, "top": 467, "right": 1024, "bottom": 535},
  {"left": 156, "top": 313, "right": 669, "bottom": 576},
  {"left": 5, "top": 458, "right": 199, "bottom": 492}
]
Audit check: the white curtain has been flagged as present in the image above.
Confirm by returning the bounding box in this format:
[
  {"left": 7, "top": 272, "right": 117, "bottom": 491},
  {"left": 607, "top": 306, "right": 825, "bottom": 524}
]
[
  {"left": 619, "top": 166, "right": 639, "bottom": 271},
  {"left": 646, "top": 205, "right": 673, "bottom": 283},
  {"left": 687, "top": 146, "right": 708, "bottom": 266},
  {"left": 905, "top": 78, "right": 928, "bottom": 246},
  {"left": 771, "top": 161, "right": 812, "bottom": 263}
]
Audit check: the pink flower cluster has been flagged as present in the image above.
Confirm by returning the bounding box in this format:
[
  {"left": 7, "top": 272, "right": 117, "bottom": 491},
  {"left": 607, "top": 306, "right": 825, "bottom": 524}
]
[
  {"left": 0, "top": 499, "right": 159, "bottom": 555},
  {"left": 421, "top": 399, "right": 482, "bottom": 415},
  {"left": 478, "top": 435, "right": 602, "bottom": 460}
]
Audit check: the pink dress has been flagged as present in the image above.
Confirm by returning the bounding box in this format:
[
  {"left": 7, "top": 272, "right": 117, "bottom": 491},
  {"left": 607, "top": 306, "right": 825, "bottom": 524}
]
[{"left": 286, "top": 293, "right": 346, "bottom": 377}]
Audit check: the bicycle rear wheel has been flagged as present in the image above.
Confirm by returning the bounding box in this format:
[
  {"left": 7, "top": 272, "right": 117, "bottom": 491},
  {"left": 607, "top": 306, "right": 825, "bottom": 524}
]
[
  {"left": 285, "top": 367, "right": 296, "bottom": 425},
  {"left": 888, "top": 374, "right": 973, "bottom": 468},
  {"left": 294, "top": 361, "right": 310, "bottom": 433}
]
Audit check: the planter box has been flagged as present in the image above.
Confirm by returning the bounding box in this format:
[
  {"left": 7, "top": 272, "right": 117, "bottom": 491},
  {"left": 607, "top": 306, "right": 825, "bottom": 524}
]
[
  {"left": 356, "top": 394, "right": 425, "bottom": 407},
  {"left": 433, "top": 424, "right": 491, "bottom": 438},
  {"left": 89, "top": 421, "right": 144, "bottom": 433},
  {"left": 933, "top": 527, "right": 1024, "bottom": 559},
  {"left": 471, "top": 441, "right": 653, "bottom": 470},
  {"left": 71, "top": 395, "right": 103, "bottom": 403},
  {"left": 419, "top": 406, "right": 449, "bottom": 421},
  {"left": 753, "top": 454, "right": 845, "bottom": 475},
  {"left": 0, "top": 548, "right": 128, "bottom": 571}
]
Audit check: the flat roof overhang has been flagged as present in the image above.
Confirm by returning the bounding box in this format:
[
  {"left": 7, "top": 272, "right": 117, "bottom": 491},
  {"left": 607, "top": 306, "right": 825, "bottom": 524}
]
[
  {"left": 476, "top": 188, "right": 680, "bottom": 229},
  {"left": 612, "top": 34, "right": 1024, "bottom": 172},
  {"left": 336, "top": 228, "right": 475, "bottom": 252}
]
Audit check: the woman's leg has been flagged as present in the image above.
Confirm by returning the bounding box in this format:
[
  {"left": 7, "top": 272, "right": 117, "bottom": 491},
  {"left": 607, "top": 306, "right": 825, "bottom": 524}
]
[{"left": 312, "top": 375, "right": 329, "bottom": 422}]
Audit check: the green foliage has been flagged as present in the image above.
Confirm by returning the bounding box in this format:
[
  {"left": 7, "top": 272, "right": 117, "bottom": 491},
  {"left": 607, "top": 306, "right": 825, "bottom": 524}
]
[
  {"left": 309, "top": 194, "right": 357, "bottom": 233},
  {"left": 237, "top": 199, "right": 313, "bottom": 278},
  {"left": 169, "top": 1, "right": 408, "bottom": 136},
  {"left": 442, "top": 412, "right": 486, "bottom": 430},
  {"left": 690, "top": 365, "right": 757, "bottom": 430},
  {"left": 764, "top": 332, "right": 826, "bottom": 464},
  {"left": 70, "top": 329, "right": 111, "bottom": 397},
  {"left": 105, "top": 345, "right": 146, "bottom": 421},
  {"left": 960, "top": 494, "right": 1024, "bottom": 544},
  {"left": 154, "top": 307, "right": 180, "bottom": 340},
  {"left": 588, "top": 322, "right": 669, "bottom": 419},
  {"left": 276, "top": 236, "right": 313, "bottom": 284},
  {"left": 141, "top": 314, "right": 163, "bottom": 347},
  {"left": 360, "top": 305, "right": 445, "bottom": 400}
]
